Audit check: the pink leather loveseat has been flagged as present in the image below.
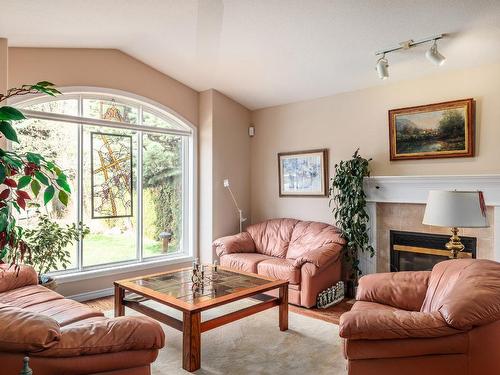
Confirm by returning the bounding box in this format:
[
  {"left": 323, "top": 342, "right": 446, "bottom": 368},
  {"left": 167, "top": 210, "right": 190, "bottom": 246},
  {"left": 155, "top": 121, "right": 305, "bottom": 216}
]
[
  {"left": 339, "top": 259, "right": 500, "bottom": 375},
  {"left": 213, "top": 218, "right": 346, "bottom": 308},
  {"left": 0, "top": 264, "right": 164, "bottom": 375}
]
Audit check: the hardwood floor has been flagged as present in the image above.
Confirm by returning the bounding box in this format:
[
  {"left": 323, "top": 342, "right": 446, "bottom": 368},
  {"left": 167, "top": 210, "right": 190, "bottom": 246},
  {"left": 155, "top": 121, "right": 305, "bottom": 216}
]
[{"left": 84, "top": 296, "right": 353, "bottom": 325}]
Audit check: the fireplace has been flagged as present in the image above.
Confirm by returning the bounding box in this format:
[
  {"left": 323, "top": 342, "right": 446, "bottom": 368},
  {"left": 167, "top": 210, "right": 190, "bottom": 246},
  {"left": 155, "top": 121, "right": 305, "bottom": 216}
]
[{"left": 390, "top": 230, "right": 477, "bottom": 272}]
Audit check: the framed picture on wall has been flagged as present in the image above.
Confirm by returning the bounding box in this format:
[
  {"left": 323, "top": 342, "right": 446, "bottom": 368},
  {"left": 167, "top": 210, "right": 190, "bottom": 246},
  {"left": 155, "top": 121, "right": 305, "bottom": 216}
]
[
  {"left": 278, "top": 149, "right": 328, "bottom": 197},
  {"left": 389, "top": 98, "right": 475, "bottom": 161}
]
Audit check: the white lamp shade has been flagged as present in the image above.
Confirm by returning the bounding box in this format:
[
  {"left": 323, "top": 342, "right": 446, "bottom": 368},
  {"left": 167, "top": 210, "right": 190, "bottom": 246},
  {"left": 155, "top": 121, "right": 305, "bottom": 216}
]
[{"left": 423, "top": 190, "right": 489, "bottom": 228}]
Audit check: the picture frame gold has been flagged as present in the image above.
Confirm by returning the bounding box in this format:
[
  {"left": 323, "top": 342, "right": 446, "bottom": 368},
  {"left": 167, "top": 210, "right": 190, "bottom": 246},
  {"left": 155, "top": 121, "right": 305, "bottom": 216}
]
[{"left": 389, "top": 98, "right": 475, "bottom": 161}]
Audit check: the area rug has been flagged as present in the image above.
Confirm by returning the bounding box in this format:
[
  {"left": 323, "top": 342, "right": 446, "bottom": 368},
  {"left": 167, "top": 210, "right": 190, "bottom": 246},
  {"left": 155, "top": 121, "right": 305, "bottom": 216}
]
[{"left": 106, "top": 299, "right": 347, "bottom": 374}]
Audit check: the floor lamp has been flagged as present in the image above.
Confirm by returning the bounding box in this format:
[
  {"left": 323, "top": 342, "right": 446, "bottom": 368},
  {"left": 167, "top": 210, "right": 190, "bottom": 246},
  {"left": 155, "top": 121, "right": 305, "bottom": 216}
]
[{"left": 223, "top": 179, "right": 247, "bottom": 233}]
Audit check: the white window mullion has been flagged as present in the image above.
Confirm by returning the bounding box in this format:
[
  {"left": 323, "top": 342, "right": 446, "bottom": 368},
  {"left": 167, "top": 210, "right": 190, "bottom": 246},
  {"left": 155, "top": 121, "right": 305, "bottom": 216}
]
[
  {"left": 137, "top": 105, "right": 144, "bottom": 262},
  {"left": 77, "top": 95, "right": 84, "bottom": 272}
]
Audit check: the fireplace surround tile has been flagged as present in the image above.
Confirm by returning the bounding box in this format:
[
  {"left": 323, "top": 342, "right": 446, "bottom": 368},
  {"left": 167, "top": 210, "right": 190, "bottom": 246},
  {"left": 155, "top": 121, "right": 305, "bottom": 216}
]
[{"left": 375, "top": 203, "right": 494, "bottom": 273}]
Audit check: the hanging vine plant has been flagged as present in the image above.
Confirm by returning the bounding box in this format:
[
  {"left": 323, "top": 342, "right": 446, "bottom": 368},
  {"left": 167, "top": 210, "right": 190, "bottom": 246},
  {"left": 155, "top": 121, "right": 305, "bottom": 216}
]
[{"left": 330, "top": 149, "right": 374, "bottom": 280}]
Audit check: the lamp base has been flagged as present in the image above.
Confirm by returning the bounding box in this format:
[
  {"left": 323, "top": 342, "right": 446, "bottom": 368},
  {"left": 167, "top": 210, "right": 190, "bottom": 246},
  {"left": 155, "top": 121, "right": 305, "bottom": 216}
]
[{"left": 445, "top": 227, "right": 465, "bottom": 259}]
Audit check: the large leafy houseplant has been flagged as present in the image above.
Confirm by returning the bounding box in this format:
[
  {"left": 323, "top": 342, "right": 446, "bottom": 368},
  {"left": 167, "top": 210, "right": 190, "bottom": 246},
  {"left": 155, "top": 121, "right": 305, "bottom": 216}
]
[
  {"left": 22, "top": 215, "right": 89, "bottom": 283},
  {"left": 330, "top": 149, "right": 374, "bottom": 284},
  {"left": 0, "top": 82, "right": 70, "bottom": 270}
]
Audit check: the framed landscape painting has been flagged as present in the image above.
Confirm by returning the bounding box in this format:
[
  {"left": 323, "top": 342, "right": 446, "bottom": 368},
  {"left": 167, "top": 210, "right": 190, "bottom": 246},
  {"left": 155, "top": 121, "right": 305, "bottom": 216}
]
[
  {"left": 389, "top": 99, "right": 475, "bottom": 161},
  {"left": 278, "top": 149, "right": 328, "bottom": 197}
]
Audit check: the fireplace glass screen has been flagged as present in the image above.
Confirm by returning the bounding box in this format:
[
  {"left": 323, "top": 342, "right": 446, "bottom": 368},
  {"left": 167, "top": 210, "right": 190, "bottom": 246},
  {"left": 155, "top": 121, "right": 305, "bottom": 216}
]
[{"left": 390, "top": 230, "right": 476, "bottom": 272}]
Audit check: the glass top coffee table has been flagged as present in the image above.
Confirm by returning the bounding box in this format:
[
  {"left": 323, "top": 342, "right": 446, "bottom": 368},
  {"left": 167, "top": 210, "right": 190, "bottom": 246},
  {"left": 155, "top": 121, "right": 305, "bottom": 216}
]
[{"left": 114, "top": 265, "right": 288, "bottom": 372}]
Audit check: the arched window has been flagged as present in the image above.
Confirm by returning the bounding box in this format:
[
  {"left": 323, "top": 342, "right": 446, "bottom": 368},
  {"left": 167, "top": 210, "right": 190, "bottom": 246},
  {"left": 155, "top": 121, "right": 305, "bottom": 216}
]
[{"left": 14, "top": 88, "right": 195, "bottom": 274}]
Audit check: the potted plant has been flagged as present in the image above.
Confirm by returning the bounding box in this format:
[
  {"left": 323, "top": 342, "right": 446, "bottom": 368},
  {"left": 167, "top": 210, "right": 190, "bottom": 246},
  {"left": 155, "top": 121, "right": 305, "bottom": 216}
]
[
  {"left": 0, "top": 82, "right": 70, "bottom": 272},
  {"left": 22, "top": 214, "right": 89, "bottom": 289},
  {"left": 330, "top": 149, "right": 374, "bottom": 297}
]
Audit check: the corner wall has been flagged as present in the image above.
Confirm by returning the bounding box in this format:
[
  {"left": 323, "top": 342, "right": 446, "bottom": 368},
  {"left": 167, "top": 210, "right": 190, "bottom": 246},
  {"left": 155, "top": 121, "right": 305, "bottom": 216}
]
[
  {"left": 199, "top": 89, "right": 251, "bottom": 262},
  {"left": 250, "top": 62, "right": 500, "bottom": 225}
]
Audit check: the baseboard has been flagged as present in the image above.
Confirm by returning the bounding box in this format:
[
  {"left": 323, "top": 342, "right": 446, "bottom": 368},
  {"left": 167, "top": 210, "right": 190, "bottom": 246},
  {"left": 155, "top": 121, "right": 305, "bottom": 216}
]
[{"left": 67, "top": 287, "right": 114, "bottom": 302}]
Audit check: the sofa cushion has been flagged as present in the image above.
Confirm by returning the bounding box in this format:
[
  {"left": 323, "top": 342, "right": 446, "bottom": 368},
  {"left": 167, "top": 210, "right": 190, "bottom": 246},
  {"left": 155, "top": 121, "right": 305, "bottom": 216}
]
[
  {"left": 421, "top": 259, "right": 500, "bottom": 330},
  {"left": 357, "top": 271, "right": 431, "bottom": 311},
  {"left": 257, "top": 258, "right": 300, "bottom": 284},
  {"left": 220, "top": 253, "right": 273, "bottom": 273},
  {"left": 246, "top": 218, "right": 299, "bottom": 258},
  {"left": 25, "top": 298, "right": 104, "bottom": 327},
  {"left": 0, "top": 303, "right": 60, "bottom": 352},
  {"left": 343, "top": 332, "right": 468, "bottom": 360},
  {"left": 0, "top": 264, "right": 38, "bottom": 293},
  {"left": 0, "top": 284, "right": 103, "bottom": 327},
  {"left": 36, "top": 316, "right": 164, "bottom": 357},
  {"left": 351, "top": 301, "right": 401, "bottom": 313},
  {"left": 339, "top": 309, "right": 462, "bottom": 340},
  {"left": 287, "top": 221, "right": 344, "bottom": 259},
  {"left": 0, "top": 285, "right": 64, "bottom": 308}
]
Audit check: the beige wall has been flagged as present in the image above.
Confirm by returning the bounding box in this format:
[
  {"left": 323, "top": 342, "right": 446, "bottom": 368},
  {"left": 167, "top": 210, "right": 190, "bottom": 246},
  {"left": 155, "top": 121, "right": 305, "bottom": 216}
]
[
  {"left": 212, "top": 91, "right": 251, "bottom": 239},
  {"left": 250, "top": 62, "right": 500, "bottom": 224},
  {"left": 198, "top": 89, "right": 251, "bottom": 262},
  {"left": 198, "top": 90, "right": 214, "bottom": 263},
  {"left": 9, "top": 48, "right": 199, "bottom": 125}
]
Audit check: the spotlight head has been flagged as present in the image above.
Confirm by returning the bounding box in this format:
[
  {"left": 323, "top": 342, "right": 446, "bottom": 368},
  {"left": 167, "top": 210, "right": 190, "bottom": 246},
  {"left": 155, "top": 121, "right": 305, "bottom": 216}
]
[
  {"left": 376, "top": 55, "right": 389, "bottom": 80},
  {"left": 426, "top": 41, "right": 446, "bottom": 66}
]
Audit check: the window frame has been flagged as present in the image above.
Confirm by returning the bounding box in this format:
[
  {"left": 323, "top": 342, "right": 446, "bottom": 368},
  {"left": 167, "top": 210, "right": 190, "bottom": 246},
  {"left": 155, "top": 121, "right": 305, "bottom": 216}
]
[{"left": 11, "top": 87, "right": 197, "bottom": 279}]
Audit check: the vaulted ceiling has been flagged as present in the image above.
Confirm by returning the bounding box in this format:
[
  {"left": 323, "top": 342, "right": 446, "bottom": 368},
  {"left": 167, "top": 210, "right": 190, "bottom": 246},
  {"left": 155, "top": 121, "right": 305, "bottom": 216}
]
[{"left": 1, "top": 0, "right": 500, "bottom": 109}]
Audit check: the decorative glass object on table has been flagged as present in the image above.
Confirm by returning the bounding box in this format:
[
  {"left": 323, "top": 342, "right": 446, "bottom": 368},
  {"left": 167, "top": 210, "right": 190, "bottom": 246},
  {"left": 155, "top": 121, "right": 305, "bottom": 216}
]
[{"left": 191, "top": 258, "right": 220, "bottom": 289}]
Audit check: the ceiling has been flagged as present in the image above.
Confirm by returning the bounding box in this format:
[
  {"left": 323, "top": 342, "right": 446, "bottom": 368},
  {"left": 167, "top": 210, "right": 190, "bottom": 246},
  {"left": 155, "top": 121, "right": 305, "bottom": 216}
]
[{"left": 1, "top": 0, "right": 500, "bottom": 109}]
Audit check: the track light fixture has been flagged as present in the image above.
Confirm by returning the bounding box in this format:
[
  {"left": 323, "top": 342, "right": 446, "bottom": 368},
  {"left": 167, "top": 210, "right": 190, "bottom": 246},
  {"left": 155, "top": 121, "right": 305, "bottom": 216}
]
[
  {"left": 426, "top": 40, "right": 446, "bottom": 66},
  {"left": 376, "top": 54, "right": 389, "bottom": 80},
  {"left": 374, "top": 34, "right": 446, "bottom": 80}
]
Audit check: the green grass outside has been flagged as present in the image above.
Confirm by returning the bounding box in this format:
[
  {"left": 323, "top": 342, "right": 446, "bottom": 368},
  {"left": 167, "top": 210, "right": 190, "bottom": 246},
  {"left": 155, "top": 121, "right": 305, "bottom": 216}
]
[{"left": 60, "top": 233, "right": 179, "bottom": 270}]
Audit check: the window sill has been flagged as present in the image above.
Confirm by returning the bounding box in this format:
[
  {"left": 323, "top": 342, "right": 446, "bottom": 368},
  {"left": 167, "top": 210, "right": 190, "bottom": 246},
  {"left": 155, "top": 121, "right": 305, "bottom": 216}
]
[{"left": 53, "top": 254, "right": 194, "bottom": 284}]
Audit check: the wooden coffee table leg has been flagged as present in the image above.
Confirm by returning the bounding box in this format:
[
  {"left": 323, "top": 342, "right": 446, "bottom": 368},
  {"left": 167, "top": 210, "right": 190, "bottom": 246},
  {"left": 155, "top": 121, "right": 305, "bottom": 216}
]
[
  {"left": 183, "top": 311, "right": 201, "bottom": 372},
  {"left": 279, "top": 284, "right": 288, "bottom": 331},
  {"left": 114, "top": 285, "right": 125, "bottom": 317}
]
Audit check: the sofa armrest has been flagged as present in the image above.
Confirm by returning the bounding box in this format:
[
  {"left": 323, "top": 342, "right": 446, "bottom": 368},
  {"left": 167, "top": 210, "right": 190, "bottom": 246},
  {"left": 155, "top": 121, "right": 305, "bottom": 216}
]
[
  {"left": 339, "top": 309, "right": 461, "bottom": 340},
  {"left": 0, "top": 303, "right": 61, "bottom": 352},
  {"left": 0, "top": 264, "right": 39, "bottom": 293},
  {"left": 213, "top": 232, "right": 255, "bottom": 257},
  {"left": 357, "top": 271, "right": 431, "bottom": 311},
  {"left": 292, "top": 243, "right": 343, "bottom": 269},
  {"left": 36, "top": 316, "right": 165, "bottom": 357}
]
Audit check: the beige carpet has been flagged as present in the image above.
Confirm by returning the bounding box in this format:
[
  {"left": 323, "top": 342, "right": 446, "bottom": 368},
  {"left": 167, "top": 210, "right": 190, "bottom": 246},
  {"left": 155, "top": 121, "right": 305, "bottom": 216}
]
[{"left": 106, "top": 299, "right": 347, "bottom": 375}]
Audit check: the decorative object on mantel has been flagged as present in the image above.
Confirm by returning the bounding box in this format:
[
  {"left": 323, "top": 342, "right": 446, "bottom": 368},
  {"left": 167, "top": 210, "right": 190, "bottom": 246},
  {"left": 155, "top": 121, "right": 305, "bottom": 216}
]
[
  {"left": 423, "top": 190, "right": 488, "bottom": 258},
  {"left": 278, "top": 149, "right": 328, "bottom": 197},
  {"left": 330, "top": 149, "right": 374, "bottom": 296},
  {"left": 389, "top": 98, "right": 475, "bottom": 161},
  {"left": 317, "top": 281, "right": 345, "bottom": 309}
]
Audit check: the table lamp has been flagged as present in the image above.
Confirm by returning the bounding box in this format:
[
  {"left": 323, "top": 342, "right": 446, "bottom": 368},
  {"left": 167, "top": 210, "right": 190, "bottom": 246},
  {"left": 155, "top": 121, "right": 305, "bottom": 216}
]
[{"left": 422, "top": 190, "right": 489, "bottom": 259}]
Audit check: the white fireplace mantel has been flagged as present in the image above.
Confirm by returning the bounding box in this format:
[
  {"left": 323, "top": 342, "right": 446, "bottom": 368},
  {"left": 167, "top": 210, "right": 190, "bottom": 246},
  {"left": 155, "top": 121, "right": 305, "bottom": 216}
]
[{"left": 359, "top": 174, "right": 500, "bottom": 274}]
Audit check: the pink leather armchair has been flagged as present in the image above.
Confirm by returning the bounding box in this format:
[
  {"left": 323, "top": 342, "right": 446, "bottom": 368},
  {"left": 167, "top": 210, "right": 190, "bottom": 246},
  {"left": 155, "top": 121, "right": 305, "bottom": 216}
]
[
  {"left": 0, "top": 264, "right": 165, "bottom": 375},
  {"left": 339, "top": 259, "right": 500, "bottom": 375},
  {"left": 213, "top": 218, "right": 346, "bottom": 308}
]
